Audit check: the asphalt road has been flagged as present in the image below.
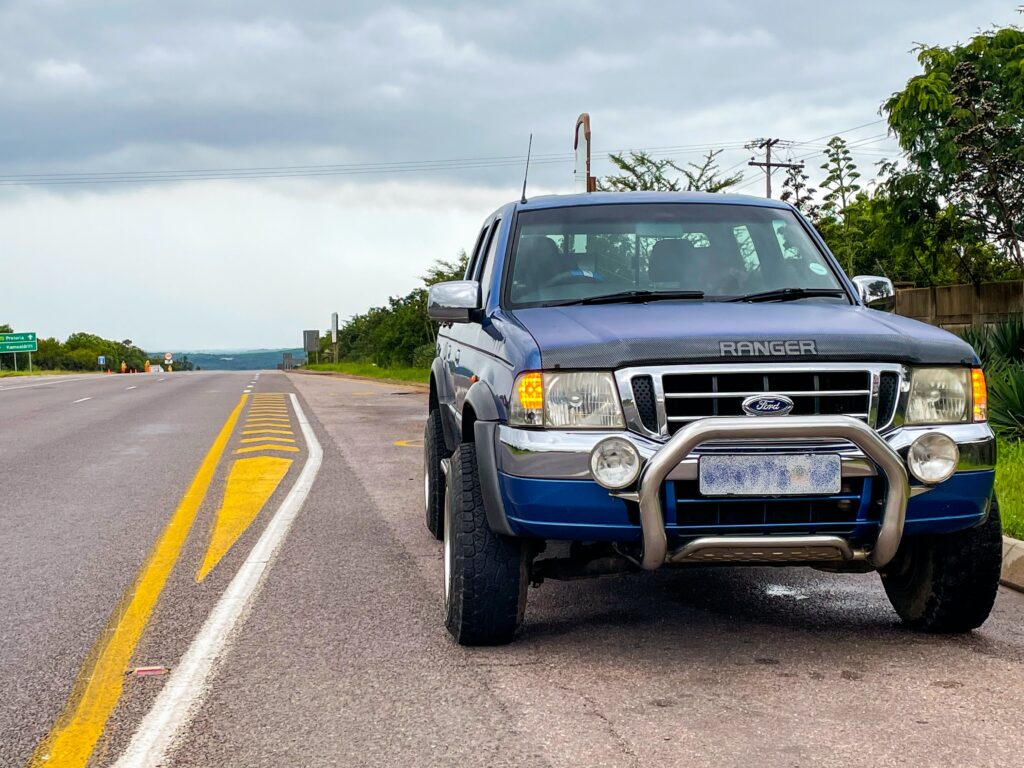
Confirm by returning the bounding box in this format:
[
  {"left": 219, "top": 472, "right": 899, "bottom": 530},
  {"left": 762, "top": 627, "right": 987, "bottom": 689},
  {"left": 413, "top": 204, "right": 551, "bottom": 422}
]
[{"left": 2, "top": 370, "right": 1024, "bottom": 768}]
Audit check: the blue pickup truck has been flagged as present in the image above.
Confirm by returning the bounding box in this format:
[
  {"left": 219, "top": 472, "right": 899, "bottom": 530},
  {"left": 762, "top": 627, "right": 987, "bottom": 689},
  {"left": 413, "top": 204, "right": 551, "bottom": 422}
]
[{"left": 425, "top": 191, "right": 1001, "bottom": 646}]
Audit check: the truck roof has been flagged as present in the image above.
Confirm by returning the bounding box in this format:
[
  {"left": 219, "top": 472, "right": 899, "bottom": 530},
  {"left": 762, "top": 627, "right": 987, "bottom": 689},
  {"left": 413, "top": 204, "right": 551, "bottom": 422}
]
[{"left": 514, "top": 191, "right": 793, "bottom": 211}]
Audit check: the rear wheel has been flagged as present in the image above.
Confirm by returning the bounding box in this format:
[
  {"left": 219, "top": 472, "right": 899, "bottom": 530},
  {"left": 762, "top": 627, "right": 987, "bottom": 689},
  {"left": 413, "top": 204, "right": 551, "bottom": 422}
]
[
  {"left": 881, "top": 497, "right": 1003, "bottom": 633},
  {"left": 423, "top": 409, "right": 449, "bottom": 540},
  {"left": 444, "top": 441, "right": 528, "bottom": 646}
]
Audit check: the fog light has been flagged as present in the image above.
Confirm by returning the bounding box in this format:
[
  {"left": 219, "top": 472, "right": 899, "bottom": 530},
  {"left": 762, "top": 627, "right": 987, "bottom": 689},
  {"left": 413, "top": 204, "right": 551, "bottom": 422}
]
[
  {"left": 907, "top": 432, "right": 959, "bottom": 485},
  {"left": 589, "top": 437, "right": 641, "bottom": 490}
]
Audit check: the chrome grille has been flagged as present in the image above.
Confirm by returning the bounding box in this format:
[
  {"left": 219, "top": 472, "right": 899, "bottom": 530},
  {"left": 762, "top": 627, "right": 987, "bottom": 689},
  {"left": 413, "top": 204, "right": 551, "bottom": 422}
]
[{"left": 618, "top": 363, "right": 905, "bottom": 439}]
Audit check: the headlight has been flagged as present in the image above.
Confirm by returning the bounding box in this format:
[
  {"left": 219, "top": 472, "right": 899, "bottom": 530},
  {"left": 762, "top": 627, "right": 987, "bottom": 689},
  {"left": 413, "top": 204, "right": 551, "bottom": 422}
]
[
  {"left": 590, "top": 437, "right": 641, "bottom": 489},
  {"left": 907, "top": 432, "right": 959, "bottom": 484},
  {"left": 509, "top": 371, "right": 624, "bottom": 428},
  {"left": 906, "top": 368, "right": 971, "bottom": 425}
]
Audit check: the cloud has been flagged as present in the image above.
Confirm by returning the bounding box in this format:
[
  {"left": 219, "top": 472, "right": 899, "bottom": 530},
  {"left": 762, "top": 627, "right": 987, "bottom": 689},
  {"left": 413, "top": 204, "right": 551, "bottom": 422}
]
[
  {"left": 0, "top": 0, "right": 1021, "bottom": 346},
  {"left": 34, "top": 58, "right": 97, "bottom": 88}
]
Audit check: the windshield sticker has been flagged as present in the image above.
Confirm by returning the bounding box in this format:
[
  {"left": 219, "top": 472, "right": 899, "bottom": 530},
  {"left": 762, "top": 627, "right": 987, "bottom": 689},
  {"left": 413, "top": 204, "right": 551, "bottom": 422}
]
[{"left": 809, "top": 263, "right": 828, "bottom": 275}]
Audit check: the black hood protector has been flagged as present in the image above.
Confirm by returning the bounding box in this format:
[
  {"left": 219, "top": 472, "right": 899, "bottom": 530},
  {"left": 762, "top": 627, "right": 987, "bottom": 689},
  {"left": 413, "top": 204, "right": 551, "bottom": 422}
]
[{"left": 512, "top": 302, "right": 978, "bottom": 369}]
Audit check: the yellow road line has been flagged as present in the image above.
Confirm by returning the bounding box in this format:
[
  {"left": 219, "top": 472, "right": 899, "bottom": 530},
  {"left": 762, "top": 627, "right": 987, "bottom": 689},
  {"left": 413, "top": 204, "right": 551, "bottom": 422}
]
[
  {"left": 394, "top": 438, "right": 424, "bottom": 448},
  {"left": 234, "top": 444, "right": 300, "bottom": 454},
  {"left": 239, "top": 436, "right": 295, "bottom": 444},
  {"left": 248, "top": 409, "right": 288, "bottom": 415},
  {"left": 30, "top": 394, "right": 247, "bottom": 768},
  {"left": 241, "top": 428, "right": 293, "bottom": 436},
  {"left": 195, "top": 456, "right": 293, "bottom": 582}
]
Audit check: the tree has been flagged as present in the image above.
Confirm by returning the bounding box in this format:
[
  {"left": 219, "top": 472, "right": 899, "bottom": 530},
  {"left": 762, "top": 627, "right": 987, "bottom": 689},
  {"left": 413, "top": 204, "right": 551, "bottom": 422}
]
[
  {"left": 679, "top": 150, "right": 744, "bottom": 193},
  {"left": 884, "top": 25, "right": 1024, "bottom": 269},
  {"left": 780, "top": 164, "right": 817, "bottom": 217},
  {"left": 599, "top": 149, "right": 742, "bottom": 192},
  {"left": 420, "top": 250, "right": 468, "bottom": 285},
  {"left": 599, "top": 151, "right": 682, "bottom": 191},
  {"left": 819, "top": 136, "right": 862, "bottom": 218}
]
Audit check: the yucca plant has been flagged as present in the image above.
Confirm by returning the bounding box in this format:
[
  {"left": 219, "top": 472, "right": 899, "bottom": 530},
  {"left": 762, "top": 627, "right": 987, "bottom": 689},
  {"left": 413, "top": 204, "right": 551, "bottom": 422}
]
[
  {"left": 987, "top": 363, "right": 1024, "bottom": 441},
  {"left": 960, "top": 324, "right": 994, "bottom": 364},
  {"left": 959, "top": 316, "right": 1024, "bottom": 368},
  {"left": 988, "top": 315, "right": 1024, "bottom": 363}
]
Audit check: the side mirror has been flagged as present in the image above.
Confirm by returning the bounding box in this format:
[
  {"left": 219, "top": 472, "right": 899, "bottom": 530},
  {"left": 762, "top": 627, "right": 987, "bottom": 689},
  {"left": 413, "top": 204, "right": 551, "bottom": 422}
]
[
  {"left": 427, "top": 280, "right": 481, "bottom": 323},
  {"left": 852, "top": 275, "right": 896, "bottom": 313}
]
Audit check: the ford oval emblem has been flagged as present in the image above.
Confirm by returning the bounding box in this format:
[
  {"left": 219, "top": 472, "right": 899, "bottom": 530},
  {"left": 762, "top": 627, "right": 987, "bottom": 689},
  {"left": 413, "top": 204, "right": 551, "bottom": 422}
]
[{"left": 742, "top": 394, "right": 794, "bottom": 416}]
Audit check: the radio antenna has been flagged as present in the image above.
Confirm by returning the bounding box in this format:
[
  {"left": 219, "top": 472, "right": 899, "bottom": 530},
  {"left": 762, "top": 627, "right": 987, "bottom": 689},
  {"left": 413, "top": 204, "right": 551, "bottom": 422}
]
[{"left": 520, "top": 133, "right": 533, "bottom": 204}]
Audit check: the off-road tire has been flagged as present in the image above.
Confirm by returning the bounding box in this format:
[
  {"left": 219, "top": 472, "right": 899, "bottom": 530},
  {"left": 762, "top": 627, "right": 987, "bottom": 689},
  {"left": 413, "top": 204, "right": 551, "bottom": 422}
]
[
  {"left": 423, "top": 409, "right": 449, "bottom": 540},
  {"left": 881, "top": 497, "right": 1003, "bottom": 633},
  {"left": 444, "top": 441, "right": 528, "bottom": 645}
]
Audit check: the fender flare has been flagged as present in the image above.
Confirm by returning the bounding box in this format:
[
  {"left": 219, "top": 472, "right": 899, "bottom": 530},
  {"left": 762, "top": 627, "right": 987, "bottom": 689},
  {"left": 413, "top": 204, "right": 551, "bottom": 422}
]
[
  {"left": 464, "top": 379, "right": 502, "bottom": 425},
  {"left": 430, "top": 357, "right": 458, "bottom": 451}
]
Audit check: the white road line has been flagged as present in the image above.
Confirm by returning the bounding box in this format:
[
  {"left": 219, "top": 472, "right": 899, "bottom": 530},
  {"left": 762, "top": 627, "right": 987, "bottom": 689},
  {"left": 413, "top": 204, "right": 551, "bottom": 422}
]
[
  {"left": 126, "top": 385, "right": 137, "bottom": 390},
  {"left": 72, "top": 397, "right": 92, "bottom": 403},
  {"left": 0, "top": 377, "right": 90, "bottom": 392},
  {"left": 113, "top": 393, "right": 323, "bottom": 768}
]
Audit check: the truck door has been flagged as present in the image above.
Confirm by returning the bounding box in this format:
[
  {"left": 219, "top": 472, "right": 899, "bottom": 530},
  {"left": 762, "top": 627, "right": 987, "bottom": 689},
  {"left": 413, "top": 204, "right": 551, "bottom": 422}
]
[
  {"left": 449, "top": 218, "right": 502, "bottom": 420},
  {"left": 439, "top": 220, "right": 491, "bottom": 431}
]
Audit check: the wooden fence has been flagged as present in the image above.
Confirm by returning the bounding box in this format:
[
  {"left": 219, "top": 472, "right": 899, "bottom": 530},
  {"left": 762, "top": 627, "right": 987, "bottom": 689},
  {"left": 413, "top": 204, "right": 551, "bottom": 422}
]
[{"left": 895, "top": 281, "right": 1024, "bottom": 332}]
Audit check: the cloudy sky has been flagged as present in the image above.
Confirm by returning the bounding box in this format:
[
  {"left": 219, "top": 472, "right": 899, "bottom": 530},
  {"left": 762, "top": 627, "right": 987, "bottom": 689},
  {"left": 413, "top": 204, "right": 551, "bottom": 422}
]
[{"left": 0, "top": 0, "right": 1019, "bottom": 350}]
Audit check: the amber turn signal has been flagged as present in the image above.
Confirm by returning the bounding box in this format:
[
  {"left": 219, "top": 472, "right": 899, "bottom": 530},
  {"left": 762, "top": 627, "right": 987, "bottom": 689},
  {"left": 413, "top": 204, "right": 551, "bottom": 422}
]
[{"left": 972, "top": 368, "right": 987, "bottom": 422}]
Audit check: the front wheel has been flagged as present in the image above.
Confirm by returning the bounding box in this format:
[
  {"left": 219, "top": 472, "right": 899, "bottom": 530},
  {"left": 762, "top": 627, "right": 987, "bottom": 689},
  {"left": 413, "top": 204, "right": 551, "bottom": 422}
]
[
  {"left": 880, "top": 497, "right": 1003, "bottom": 633},
  {"left": 444, "top": 441, "right": 528, "bottom": 645},
  {"left": 423, "top": 410, "right": 449, "bottom": 540}
]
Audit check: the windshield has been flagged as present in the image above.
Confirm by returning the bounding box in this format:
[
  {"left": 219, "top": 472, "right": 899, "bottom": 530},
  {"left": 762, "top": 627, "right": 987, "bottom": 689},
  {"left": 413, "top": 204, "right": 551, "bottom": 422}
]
[{"left": 505, "top": 203, "right": 848, "bottom": 307}]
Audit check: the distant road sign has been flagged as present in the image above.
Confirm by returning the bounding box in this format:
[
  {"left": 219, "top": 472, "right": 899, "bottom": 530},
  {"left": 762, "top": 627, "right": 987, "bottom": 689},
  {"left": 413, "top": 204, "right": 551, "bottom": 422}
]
[
  {"left": 331, "top": 313, "right": 338, "bottom": 344},
  {"left": 303, "top": 330, "right": 320, "bottom": 353},
  {"left": 0, "top": 332, "right": 37, "bottom": 353},
  {"left": 98, "top": 355, "right": 106, "bottom": 366},
  {"left": 164, "top": 352, "right": 173, "bottom": 363}
]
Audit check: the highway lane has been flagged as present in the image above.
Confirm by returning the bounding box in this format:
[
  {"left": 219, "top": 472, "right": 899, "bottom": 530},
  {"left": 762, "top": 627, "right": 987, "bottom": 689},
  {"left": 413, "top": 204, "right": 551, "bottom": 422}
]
[
  {"left": 3, "top": 370, "right": 1024, "bottom": 767},
  {"left": 0, "top": 370, "right": 306, "bottom": 767}
]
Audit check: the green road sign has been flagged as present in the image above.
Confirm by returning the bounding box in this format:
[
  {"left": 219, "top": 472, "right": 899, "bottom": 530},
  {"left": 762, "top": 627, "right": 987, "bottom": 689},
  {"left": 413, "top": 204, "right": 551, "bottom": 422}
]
[{"left": 0, "top": 332, "right": 38, "bottom": 353}]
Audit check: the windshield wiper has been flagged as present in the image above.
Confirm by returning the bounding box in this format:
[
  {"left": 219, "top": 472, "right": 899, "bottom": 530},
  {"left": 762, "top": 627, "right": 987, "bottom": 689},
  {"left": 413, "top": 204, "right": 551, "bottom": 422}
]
[
  {"left": 728, "top": 287, "right": 847, "bottom": 303},
  {"left": 546, "top": 290, "right": 705, "bottom": 307}
]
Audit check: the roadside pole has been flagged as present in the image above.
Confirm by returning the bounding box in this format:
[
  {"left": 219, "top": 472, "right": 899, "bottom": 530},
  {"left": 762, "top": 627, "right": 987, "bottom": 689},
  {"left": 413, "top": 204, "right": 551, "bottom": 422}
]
[
  {"left": 747, "top": 138, "right": 803, "bottom": 199},
  {"left": 331, "top": 312, "right": 339, "bottom": 364}
]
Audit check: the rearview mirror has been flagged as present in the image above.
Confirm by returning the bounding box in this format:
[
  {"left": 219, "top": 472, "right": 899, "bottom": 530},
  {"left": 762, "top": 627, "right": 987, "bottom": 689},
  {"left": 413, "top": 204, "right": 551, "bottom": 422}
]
[
  {"left": 852, "top": 275, "right": 896, "bottom": 313},
  {"left": 427, "top": 281, "right": 480, "bottom": 323}
]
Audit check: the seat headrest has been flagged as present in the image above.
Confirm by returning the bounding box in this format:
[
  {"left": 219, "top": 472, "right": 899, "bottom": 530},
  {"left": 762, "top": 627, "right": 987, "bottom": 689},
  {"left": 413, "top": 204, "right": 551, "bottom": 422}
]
[{"left": 649, "top": 239, "right": 694, "bottom": 283}]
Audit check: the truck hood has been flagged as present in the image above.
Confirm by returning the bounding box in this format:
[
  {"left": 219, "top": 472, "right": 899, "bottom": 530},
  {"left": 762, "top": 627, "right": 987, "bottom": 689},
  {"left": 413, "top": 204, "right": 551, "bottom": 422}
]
[{"left": 511, "top": 301, "right": 978, "bottom": 369}]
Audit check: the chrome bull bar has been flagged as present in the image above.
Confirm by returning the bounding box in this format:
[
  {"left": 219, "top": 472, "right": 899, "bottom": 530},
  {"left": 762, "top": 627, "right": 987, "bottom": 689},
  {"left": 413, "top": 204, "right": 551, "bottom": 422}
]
[{"left": 620, "top": 416, "right": 909, "bottom": 571}]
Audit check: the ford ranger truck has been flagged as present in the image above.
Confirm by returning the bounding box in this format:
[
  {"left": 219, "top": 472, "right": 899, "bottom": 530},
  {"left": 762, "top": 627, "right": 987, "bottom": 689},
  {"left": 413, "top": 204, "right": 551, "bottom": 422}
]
[{"left": 425, "top": 191, "right": 1001, "bottom": 646}]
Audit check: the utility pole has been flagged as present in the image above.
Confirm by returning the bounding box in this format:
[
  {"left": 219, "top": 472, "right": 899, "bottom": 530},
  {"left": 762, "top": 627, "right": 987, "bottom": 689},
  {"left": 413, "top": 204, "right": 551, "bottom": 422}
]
[{"left": 747, "top": 138, "right": 803, "bottom": 199}]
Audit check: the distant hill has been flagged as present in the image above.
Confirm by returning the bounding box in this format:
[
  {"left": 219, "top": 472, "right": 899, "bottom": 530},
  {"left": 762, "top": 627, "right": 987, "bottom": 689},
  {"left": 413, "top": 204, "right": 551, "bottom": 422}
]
[{"left": 161, "top": 348, "right": 307, "bottom": 371}]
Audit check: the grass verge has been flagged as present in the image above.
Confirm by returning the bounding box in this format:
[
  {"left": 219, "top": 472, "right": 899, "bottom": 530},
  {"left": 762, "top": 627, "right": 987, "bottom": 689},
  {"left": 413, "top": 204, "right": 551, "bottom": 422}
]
[
  {"left": 997, "top": 439, "right": 1024, "bottom": 540},
  {"left": 0, "top": 369, "right": 96, "bottom": 378},
  {"left": 304, "top": 362, "right": 429, "bottom": 385}
]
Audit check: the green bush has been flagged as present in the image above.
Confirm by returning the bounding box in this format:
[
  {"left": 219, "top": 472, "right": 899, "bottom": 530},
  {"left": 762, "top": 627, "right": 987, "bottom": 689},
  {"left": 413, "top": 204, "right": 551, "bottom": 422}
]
[
  {"left": 989, "top": 315, "right": 1024, "bottom": 363},
  {"left": 988, "top": 364, "right": 1024, "bottom": 441}
]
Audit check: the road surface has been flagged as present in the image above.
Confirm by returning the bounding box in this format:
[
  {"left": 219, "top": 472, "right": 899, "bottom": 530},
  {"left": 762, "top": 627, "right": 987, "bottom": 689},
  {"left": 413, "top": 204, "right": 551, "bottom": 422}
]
[{"left": 2, "top": 370, "right": 1023, "bottom": 768}]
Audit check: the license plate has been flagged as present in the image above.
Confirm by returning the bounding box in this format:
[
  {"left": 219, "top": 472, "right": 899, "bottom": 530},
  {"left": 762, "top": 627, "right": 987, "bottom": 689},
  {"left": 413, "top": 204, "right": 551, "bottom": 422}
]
[{"left": 698, "top": 454, "right": 841, "bottom": 496}]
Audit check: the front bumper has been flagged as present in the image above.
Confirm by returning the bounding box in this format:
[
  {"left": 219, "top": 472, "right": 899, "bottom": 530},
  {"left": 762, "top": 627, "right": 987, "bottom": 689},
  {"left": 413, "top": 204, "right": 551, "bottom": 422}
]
[{"left": 491, "top": 420, "right": 996, "bottom": 570}]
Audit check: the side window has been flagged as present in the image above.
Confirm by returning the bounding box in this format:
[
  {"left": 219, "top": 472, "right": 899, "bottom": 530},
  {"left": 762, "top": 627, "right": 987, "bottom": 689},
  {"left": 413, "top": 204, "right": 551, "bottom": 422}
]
[
  {"left": 477, "top": 220, "right": 502, "bottom": 300},
  {"left": 464, "top": 224, "right": 490, "bottom": 279},
  {"left": 733, "top": 225, "right": 760, "bottom": 271}
]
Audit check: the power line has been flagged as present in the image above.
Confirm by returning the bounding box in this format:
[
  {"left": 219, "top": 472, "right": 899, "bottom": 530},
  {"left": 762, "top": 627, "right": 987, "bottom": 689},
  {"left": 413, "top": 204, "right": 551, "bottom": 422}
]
[
  {"left": 0, "top": 118, "right": 898, "bottom": 188},
  {"left": 747, "top": 139, "right": 803, "bottom": 199}
]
